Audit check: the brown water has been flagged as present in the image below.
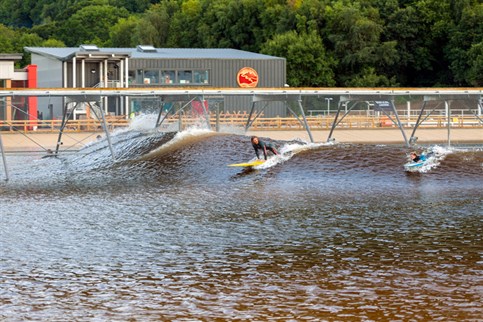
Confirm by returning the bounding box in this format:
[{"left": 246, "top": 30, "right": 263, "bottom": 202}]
[{"left": 1, "top": 128, "right": 482, "bottom": 321}]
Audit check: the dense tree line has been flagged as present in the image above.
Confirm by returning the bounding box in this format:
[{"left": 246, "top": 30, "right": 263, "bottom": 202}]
[{"left": 0, "top": 0, "right": 481, "bottom": 87}]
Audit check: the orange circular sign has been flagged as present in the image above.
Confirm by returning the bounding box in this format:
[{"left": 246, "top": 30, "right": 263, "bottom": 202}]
[{"left": 237, "top": 67, "right": 259, "bottom": 88}]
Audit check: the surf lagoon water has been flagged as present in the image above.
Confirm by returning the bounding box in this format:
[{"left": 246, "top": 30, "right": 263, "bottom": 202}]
[{"left": 0, "top": 125, "right": 482, "bottom": 320}]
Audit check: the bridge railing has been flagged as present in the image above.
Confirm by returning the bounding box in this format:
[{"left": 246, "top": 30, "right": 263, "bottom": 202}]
[{"left": 0, "top": 114, "right": 481, "bottom": 133}]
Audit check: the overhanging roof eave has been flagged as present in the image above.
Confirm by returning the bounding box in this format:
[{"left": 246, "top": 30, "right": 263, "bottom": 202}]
[{"left": 73, "top": 52, "right": 131, "bottom": 60}]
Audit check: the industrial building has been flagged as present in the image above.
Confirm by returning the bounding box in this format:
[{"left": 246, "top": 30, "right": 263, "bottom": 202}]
[{"left": 23, "top": 45, "right": 286, "bottom": 119}]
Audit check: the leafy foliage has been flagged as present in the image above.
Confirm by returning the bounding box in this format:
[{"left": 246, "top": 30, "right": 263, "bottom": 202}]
[
  {"left": 261, "top": 30, "right": 336, "bottom": 87},
  {"left": 0, "top": 0, "right": 480, "bottom": 87}
]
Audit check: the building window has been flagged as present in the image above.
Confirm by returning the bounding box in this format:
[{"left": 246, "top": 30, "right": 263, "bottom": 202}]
[
  {"left": 193, "top": 70, "right": 209, "bottom": 84},
  {"left": 143, "top": 70, "right": 159, "bottom": 84},
  {"left": 177, "top": 70, "right": 192, "bottom": 84},
  {"left": 128, "top": 71, "right": 135, "bottom": 84},
  {"left": 161, "top": 71, "right": 175, "bottom": 84},
  {"left": 135, "top": 70, "right": 144, "bottom": 84},
  {"left": 131, "top": 69, "right": 210, "bottom": 85}
]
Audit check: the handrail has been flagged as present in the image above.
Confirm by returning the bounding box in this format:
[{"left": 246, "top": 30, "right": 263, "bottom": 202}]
[{"left": 0, "top": 114, "right": 481, "bottom": 133}]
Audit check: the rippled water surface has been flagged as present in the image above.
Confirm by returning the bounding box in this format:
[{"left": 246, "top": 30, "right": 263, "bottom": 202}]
[{"left": 1, "top": 129, "right": 482, "bottom": 321}]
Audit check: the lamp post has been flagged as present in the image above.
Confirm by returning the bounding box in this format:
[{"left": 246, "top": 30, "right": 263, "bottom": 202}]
[{"left": 325, "top": 97, "right": 333, "bottom": 115}]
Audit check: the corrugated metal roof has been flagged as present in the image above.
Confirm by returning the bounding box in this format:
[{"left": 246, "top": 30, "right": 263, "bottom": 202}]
[{"left": 24, "top": 47, "right": 283, "bottom": 60}]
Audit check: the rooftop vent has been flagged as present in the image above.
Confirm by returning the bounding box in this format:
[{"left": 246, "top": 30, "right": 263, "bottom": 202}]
[
  {"left": 80, "top": 44, "right": 99, "bottom": 51},
  {"left": 137, "top": 45, "right": 157, "bottom": 53}
]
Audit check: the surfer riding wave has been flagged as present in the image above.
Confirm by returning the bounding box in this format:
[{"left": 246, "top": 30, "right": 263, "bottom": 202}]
[{"left": 251, "top": 136, "right": 279, "bottom": 160}]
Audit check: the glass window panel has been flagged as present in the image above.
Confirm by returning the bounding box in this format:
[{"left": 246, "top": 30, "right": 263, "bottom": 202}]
[
  {"left": 160, "top": 71, "right": 175, "bottom": 84},
  {"left": 177, "top": 70, "right": 192, "bottom": 84},
  {"left": 128, "top": 71, "right": 136, "bottom": 84},
  {"left": 193, "top": 70, "right": 209, "bottom": 84},
  {"left": 143, "top": 70, "right": 159, "bottom": 84},
  {"left": 135, "top": 70, "right": 144, "bottom": 84}
]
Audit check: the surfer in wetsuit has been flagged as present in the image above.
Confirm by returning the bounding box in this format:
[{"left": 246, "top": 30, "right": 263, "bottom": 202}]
[
  {"left": 251, "top": 136, "right": 278, "bottom": 160},
  {"left": 410, "top": 151, "right": 426, "bottom": 162}
]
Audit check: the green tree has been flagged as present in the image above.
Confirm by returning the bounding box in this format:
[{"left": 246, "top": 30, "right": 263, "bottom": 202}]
[
  {"left": 411, "top": 0, "right": 454, "bottom": 86},
  {"left": 109, "top": 16, "right": 142, "bottom": 47},
  {"left": 41, "top": 38, "right": 66, "bottom": 47},
  {"left": 324, "top": 1, "right": 399, "bottom": 86},
  {"left": 446, "top": 3, "right": 483, "bottom": 85},
  {"left": 109, "top": 0, "right": 159, "bottom": 13},
  {"left": 179, "top": 0, "right": 268, "bottom": 51},
  {"left": 259, "top": 0, "right": 297, "bottom": 41},
  {"left": 382, "top": 5, "right": 424, "bottom": 85},
  {"left": 0, "top": 24, "right": 17, "bottom": 53},
  {"left": 293, "top": 0, "right": 330, "bottom": 35},
  {"left": 169, "top": 0, "right": 214, "bottom": 48},
  {"left": 0, "top": 0, "right": 39, "bottom": 27},
  {"left": 465, "top": 41, "right": 483, "bottom": 86},
  {"left": 261, "top": 30, "right": 336, "bottom": 87},
  {"left": 345, "top": 67, "right": 395, "bottom": 87},
  {"left": 135, "top": 1, "right": 180, "bottom": 47},
  {"left": 14, "top": 32, "right": 44, "bottom": 67},
  {"left": 56, "top": 4, "right": 129, "bottom": 46},
  {"left": 0, "top": 26, "right": 44, "bottom": 66}
]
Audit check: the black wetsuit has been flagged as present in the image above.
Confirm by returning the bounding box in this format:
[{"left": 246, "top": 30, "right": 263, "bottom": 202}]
[
  {"left": 412, "top": 155, "right": 421, "bottom": 162},
  {"left": 252, "top": 140, "right": 278, "bottom": 160}
]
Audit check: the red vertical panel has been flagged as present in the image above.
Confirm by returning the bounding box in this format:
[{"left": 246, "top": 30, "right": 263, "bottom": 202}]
[{"left": 26, "top": 65, "right": 38, "bottom": 127}]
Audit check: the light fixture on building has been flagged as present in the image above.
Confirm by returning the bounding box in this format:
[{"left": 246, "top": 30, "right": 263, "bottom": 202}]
[{"left": 90, "top": 69, "right": 96, "bottom": 74}]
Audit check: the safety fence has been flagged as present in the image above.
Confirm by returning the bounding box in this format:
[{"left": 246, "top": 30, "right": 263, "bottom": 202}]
[{"left": 0, "top": 114, "right": 481, "bottom": 133}]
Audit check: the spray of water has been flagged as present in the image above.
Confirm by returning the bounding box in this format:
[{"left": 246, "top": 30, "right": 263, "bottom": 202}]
[
  {"left": 407, "top": 145, "right": 453, "bottom": 173},
  {"left": 254, "top": 141, "right": 332, "bottom": 169}
]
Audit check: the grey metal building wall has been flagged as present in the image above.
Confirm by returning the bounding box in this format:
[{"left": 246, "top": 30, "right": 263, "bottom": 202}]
[
  {"left": 129, "top": 57, "right": 287, "bottom": 117},
  {"left": 31, "top": 54, "right": 64, "bottom": 118},
  {"left": 27, "top": 48, "right": 288, "bottom": 118},
  {"left": 128, "top": 58, "right": 285, "bottom": 86},
  {"left": 31, "top": 55, "right": 63, "bottom": 88}
]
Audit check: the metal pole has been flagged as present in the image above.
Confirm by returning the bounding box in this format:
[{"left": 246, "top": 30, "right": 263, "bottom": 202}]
[
  {"left": 158, "top": 97, "right": 196, "bottom": 129},
  {"left": 407, "top": 101, "right": 411, "bottom": 126},
  {"left": 286, "top": 105, "right": 304, "bottom": 124},
  {"left": 246, "top": 103, "right": 267, "bottom": 130},
  {"left": 325, "top": 97, "right": 332, "bottom": 115},
  {"left": 390, "top": 100, "right": 409, "bottom": 147},
  {"left": 91, "top": 101, "right": 116, "bottom": 160},
  {"left": 216, "top": 103, "right": 220, "bottom": 132},
  {"left": 156, "top": 102, "right": 175, "bottom": 129},
  {"left": 327, "top": 101, "right": 343, "bottom": 142},
  {"left": 154, "top": 96, "right": 163, "bottom": 128},
  {"left": 0, "top": 131, "right": 9, "bottom": 181},
  {"left": 446, "top": 100, "right": 451, "bottom": 147},
  {"left": 55, "top": 101, "right": 73, "bottom": 155},
  {"left": 245, "top": 101, "right": 256, "bottom": 131},
  {"left": 297, "top": 98, "right": 314, "bottom": 143},
  {"left": 409, "top": 101, "right": 427, "bottom": 144}
]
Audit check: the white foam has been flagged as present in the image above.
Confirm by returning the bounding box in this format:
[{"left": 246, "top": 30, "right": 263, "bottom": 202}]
[
  {"left": 407, "top": 145, "right": 453, "bottom": 173},
  {"left": 254, "top": 141, "right": 330, "bottom": 169},
  {"left": 217, "top": 124, "right": 245, "bottom": 135},
  {"left": 137, "top": 127, "right": 216, "bottom": 160},
  {"left": 128, "top": 113, "right": 159, "bottom": 131}
]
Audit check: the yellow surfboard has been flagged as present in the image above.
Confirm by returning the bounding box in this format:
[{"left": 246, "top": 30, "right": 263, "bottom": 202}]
[{"left": 228, "top": 160, "right": 266, "bottom": 167}]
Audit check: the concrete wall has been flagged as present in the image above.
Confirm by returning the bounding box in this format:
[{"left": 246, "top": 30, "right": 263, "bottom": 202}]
[{"left": 0, "top": 61, "right": 14, "bottom": 79}]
